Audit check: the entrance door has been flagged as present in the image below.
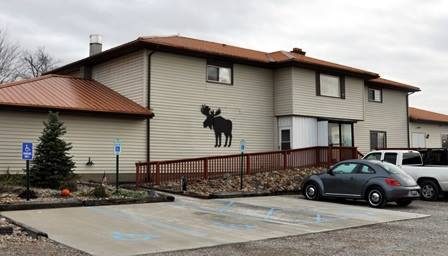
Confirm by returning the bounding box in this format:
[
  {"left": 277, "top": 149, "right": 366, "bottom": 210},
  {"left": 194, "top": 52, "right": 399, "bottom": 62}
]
[
  {"left": 411, "top": 132, "right": 426, "bottom": 148},
  {"left": 442, "top": 134, "right": 448, "bottom": 148},
  {"left": 280, "top": 129, "right": 291, "bottom": 150}
]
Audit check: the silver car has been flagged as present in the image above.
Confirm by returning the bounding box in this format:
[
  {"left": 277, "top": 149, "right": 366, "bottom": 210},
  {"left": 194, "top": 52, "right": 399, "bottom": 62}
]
[{"left": 302, "top": 160, "right": 420, "bottom": 208}]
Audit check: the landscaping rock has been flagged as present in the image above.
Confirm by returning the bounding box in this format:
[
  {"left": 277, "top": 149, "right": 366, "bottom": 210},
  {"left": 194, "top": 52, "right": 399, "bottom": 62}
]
[{"left": 158, "top": 167, "right": 324, "bottom": 197}]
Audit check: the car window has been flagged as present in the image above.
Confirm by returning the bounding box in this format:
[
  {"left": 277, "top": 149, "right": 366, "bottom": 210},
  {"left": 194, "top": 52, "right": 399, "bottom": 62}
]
[
  {"left": 332, "top": 163, "right": 358, "bottom": 174},
  {"left": 380, "top": 162, "right": 407, "bottom": 175},
  {"left": 358, "top": 164, "right": 375, "bottom": 174},
  {"left": 402, "top": 152, "right": 423, "bottom": 165},
  {"left": 364, "top": 153, "right": 381, "bottom": 161},
  {"left": 384, "top": 153, "right": 398, "bottom": 165}
]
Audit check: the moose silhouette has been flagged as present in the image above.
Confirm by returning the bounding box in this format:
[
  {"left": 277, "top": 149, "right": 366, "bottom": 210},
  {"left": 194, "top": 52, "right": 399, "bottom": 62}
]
[{"left": 200, "top": 105, "right": 233, "bottom": 147}]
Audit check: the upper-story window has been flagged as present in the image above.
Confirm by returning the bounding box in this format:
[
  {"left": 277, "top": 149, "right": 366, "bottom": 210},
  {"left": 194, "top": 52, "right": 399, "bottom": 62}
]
[
  {"left": 368, "top": 88, "right": 382, "bottom": 102},
  {"left": 206, "top": 60, "right": 233, "bottom": 85},
  {"left": 316, "top": 72, "right": 345, "bottom": 99}
]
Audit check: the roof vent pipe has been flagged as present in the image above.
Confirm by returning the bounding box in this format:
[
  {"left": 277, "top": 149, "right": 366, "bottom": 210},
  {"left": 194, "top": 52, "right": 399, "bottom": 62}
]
[{"left": 89, "top": 34, "right": 103, "bottom": 56}]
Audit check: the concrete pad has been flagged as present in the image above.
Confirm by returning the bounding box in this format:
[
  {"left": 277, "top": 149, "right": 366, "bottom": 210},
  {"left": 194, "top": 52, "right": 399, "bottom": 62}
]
[{"left": 1, "top": 195, "right": 428, "bottom": 256}]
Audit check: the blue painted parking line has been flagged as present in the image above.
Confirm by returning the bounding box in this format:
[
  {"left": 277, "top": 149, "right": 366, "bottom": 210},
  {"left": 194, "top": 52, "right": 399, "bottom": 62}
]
[
  {"left": 112, "top": 231, "right": 158, "bottom": 241},
  {"left": 264, "top": 208, "right": 278, "bottom": 219},
  {"left": 212, "top": 221, "right": 255, "bottom": 230},
  {"left": 218, "top": 201, "right": 235, "bottom": 213}
]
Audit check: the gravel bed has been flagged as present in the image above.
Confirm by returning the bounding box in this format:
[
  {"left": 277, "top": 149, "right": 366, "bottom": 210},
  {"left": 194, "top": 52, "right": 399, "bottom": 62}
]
[
  {"left": 0, "top": 217, "right": 88, "bottom": 256},
  {"left": 148, "top": 199, "right": 448, "bottom": 256},
  {"left": 158, "top": 167, "right": 324, "bottom": 196}
]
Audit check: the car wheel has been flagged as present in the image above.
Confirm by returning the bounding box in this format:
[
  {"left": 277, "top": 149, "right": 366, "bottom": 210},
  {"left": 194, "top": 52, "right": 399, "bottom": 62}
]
[
  {"left": 396, "top": 199, "right": 413, "bottom": 207},
  {"left": 419, "top": 180, "right": 439, "bottom": 201},
  {"left": 303, "top": 182, "right": 320, "bottom": 200},
  {"left": 366, "top": 187, "right": 387, "bottom": 208}
]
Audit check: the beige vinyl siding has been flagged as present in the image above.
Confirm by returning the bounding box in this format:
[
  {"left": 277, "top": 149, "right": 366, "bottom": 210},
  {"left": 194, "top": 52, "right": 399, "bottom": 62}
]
[
  {"left": 150, "top": 52, "right": 275, "bottom": 160},
  {"left": 354, "top": 88, "right": 408, "bottom": 154},
  {"left": 92, "top": 50, "right": 146, "bottom": 106},
  {"left": 291, "top": 68, "right": 364, "bottom": 120},
  {"left": 0, "top": 110, "right": 146, "bottom": 175},
  {"left": 274, "top": 67, "right": 293, "bottom": 116},
  {"left": 410, "top": 122, "right": 448, "bottom": 148}
]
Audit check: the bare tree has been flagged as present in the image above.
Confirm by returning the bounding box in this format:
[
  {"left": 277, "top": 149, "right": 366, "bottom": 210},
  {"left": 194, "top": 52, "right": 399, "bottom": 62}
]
[
  {"left": 20, "top": 47, "right": 57, "bottom": 78},
  {"left": 0, "top": 29, "right": 20, "bottom": 84}
]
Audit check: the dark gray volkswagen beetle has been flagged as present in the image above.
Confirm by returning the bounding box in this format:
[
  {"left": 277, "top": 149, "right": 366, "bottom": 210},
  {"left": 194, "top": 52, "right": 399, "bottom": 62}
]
[{"left": 302, "top": 159, "right": 420, "bottom": 208}]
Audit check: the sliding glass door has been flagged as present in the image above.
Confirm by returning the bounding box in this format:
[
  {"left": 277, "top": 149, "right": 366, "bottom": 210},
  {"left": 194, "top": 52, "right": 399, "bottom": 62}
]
[{"left": 328, "top": 122, "right": 353, "bottom": 147}]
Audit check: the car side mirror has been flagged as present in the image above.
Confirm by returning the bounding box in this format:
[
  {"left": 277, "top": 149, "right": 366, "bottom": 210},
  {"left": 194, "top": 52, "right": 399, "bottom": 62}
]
[{"left": 327, "top": 169, "right": 334, "bottom": 175}]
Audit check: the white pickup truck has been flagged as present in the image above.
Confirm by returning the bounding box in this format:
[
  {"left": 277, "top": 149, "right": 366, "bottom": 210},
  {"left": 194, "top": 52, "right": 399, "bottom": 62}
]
[{"left": 363, "top": 150, "right": 448, "bottom": 200}]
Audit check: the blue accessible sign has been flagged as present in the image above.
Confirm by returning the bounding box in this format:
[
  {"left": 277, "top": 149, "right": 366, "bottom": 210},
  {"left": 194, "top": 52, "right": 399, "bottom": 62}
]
[
  {"left": 239, "top": 139, "right": 246, "bottom": 153},
  {"left": 22, "top": 141, "right": 33, "bottom": 160},
  {"left": 114, "top": 139, "right": 122, "bottom": 156}
]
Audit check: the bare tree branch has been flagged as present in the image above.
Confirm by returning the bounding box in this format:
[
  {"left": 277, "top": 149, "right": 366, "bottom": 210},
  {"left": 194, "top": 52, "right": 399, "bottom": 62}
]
[
  {"left": 20, "top": 47, "right": 58, "bottom": 78},
  {"left": 0, "top": 29, "right": 21, "bottom": 84}
]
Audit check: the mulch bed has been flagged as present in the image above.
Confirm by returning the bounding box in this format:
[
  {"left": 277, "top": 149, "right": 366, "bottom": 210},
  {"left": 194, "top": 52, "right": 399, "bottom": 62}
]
[{"left": 156, "top": 167, "right": 325, "bottom": 198}]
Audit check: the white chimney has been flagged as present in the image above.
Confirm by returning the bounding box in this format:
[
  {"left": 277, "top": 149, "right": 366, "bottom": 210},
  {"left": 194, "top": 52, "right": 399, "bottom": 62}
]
[{"left": 89, "top": 34, "right": 102, "bottom": 56}]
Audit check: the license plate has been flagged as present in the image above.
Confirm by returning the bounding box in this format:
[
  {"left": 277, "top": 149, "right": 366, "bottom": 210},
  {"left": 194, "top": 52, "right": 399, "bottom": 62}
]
[{"left": 409, "top": 190, "right": 419, "bottom": 196}]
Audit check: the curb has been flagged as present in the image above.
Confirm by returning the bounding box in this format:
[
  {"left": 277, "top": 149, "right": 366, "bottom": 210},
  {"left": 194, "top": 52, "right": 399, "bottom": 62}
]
[
  {"left": 151, "top": 187, "right": 301, "bottom": 199},
  {"left": 0, "top": 194, "right": 175, "bottom": 212},
  {"left": 0, "top": 214, "right": 48, "bottom": 239}
]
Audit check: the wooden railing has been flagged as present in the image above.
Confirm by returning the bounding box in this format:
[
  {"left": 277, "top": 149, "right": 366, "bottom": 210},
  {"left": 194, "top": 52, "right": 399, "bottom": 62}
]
[{"left": 136, "top": 146, "right": 358, "bottom": 187}]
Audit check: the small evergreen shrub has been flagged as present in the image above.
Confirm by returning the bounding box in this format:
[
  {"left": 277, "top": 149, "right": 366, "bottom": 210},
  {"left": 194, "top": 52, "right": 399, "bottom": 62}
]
[{"left": 29, "top": 112, "right": 75, "bottom": 189}]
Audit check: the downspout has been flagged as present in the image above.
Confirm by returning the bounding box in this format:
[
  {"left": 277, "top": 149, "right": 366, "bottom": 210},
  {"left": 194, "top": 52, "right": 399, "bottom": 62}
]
[
  {"left": 147, "top": 51, "right": 155, "bottom": 181},
  {"left": 406, "top": 91, "right": 415, "bottom": 148}
]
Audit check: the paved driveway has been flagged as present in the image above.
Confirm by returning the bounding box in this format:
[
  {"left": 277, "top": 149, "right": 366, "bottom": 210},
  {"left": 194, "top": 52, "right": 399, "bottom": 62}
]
[{"left": 1, "top": 195, "right": 427, "bottom": 256}]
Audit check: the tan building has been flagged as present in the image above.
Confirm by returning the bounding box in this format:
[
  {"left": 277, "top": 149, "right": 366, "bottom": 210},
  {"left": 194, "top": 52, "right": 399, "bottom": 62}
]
[
  {"left": 0, "top": 35, "right": 420, "bottom": 176},
  {"left": 409, "top": 107, "right": 448, "bottom": 148}
]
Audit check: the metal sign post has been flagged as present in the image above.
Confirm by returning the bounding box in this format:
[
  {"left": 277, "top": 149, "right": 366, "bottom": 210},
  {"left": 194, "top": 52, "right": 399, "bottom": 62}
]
[
  {"left": 21, "top": 141, "right": 33, "bottom": 201},
  {"left": 114, "top": 139, "right": 122, "bottom": 192},
  {"left": 239, "top": 139, "right": 246, "bottom": 190}
]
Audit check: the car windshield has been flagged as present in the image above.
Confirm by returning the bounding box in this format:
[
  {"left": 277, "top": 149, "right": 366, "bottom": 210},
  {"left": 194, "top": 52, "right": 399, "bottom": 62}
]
[
  {"left": 402, "top": 152, "right": 423, "bottom": 165},
  {"left": 379, "top": 161, "right": 407, "bottom": 175}
]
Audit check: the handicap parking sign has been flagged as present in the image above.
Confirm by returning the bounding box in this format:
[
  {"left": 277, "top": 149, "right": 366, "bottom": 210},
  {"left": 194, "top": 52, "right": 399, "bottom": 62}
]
[
  {"left": 240, "top": 139, "right": 246, "bottom": 153},
  {"left": 22, "top": 141, "right": 33, "bottom": 160},
  {"left": 114, "top": 139, "right": 122, "bottom": 156}
]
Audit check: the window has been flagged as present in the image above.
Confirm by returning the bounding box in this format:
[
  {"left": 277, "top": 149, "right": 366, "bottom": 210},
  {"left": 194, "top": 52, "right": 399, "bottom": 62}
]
[
  {"left": 402, "top": 152, "right": 423, "bottom": 165},
  {"left": 281, "top": 129, "right": 291, "bottom": 150},
  {"left": 368, "top": 88, "right": 382, "bottom": 102},
  {"left": 316, "top": 73, "right": 345, "bottom": 98},
  {"left": 359, "top": 165, "right": 375, "bottom": 174},
  {"left": 206, "top": 61, "right": 232, "bottom": 84},
  {"left": 370, "top": 131, "right": 386, "bottom": 150},
  {"left": 384, "top": 153, "right": 398, "bottom": 165},
  {"left": 332, "top": 163, "right": 358, "bottom": 174},
  {"left": 328, "top": 122, "right": 353, "bottom": 147},
  {"left": 364, "top": 153, "right": 382, "bottom": 161}
]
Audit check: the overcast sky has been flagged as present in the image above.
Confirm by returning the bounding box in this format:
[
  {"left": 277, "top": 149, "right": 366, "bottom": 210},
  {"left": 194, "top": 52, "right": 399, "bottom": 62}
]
[{"left": 1, "top": 0, "right": 446, "bottom": 113}]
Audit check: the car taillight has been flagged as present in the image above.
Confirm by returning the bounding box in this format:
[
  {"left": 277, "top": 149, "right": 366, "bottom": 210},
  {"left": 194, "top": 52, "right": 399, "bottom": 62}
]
[{"left": 385, "top": 178, "right": 401, "bottom": 187}]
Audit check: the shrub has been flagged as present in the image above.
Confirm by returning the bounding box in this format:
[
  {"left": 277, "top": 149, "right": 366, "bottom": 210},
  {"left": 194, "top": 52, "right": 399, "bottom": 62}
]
[
  {"left": 29, "top": 111, "right": 75, "bottom": 189},
  {"left": 90, "top": 185, "right": 109, "bottom": 198}
]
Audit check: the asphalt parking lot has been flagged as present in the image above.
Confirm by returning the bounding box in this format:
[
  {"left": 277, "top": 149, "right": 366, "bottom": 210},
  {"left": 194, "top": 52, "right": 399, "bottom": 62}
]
[{"left": 1, "top": 195, "right": 426, "bottom": 256}]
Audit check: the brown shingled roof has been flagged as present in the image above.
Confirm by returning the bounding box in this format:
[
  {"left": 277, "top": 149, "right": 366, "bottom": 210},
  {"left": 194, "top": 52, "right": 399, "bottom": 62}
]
[
  {"left": 0, "top": 75, "right": 153, "bottom": 118},
  {"left": 368, "top": 78, "right": 420, "bottom": 92},
  {"left": 48, "top": 35, "right": 420, "bottom": 92},
  {"left": 409, "top": 107, "right": 448, "bottom": 124}
]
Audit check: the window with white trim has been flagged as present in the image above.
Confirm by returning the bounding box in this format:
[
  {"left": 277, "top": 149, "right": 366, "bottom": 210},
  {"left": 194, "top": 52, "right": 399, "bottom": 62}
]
[
  {"left": 320, "top": 74, "right": 340, "bottom": 97},
  {"left": 368, "top": 88, "right": 382, "bottom": 102},
  {"left": 206, "top": 61, "right": 232, "bottom": 85}
]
